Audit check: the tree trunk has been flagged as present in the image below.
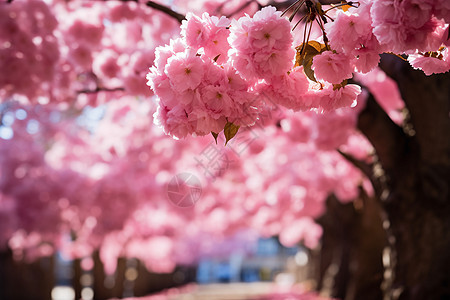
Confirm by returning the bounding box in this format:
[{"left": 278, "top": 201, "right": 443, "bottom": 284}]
[
  {"left": 316, "top": 194, "right": 385, "bottom": 300},
  {"left": 358, "top": 55, "right": 450, "bottom": 300},
  {"left": 0, "top": 249, "right": 54, "bottom": 300}
]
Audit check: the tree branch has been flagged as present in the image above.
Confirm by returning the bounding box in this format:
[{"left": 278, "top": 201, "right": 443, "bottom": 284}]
[
  {"left": 77, "top": 87, "right": 125, "bottom": 94},
  {"left": 109, "top": 0, "right": 185, "bottom": 23},
  {"left": 217, "top": 0, "right": 343, "bottom": 16},
  {"left": 266, "top": 0, "right": 343, "bottom": 8},
  {"left": 357, "top": 92, "right": 409, "bottom": 177},
  {"left": 337, "top": 150, "right": 373, "bottom": 180},
  {"left": 337, "top": 148, "right": 390, "bottom": 204},
  {"left": 145, "top": 1, "right": 185, "bottom": 23},
  {"left": 110, "top": 0, "right": 341, "bottom": 22}
]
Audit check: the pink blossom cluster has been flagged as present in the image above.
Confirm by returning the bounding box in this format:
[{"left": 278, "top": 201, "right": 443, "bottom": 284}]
[
  {"left": 181, "top": 12, "right": 231, "bottom": 64},
  {"left": 0, "top": 98, "right": 259, "bottom": 270},
  {"left": 370, "top": 0, "right": 447, "bottom": 53},
  {"left": 319, "top": 1, "right": 384, "bottom": 76},
  {"left": 0, "top": 104, "right": 87, "bottom": 258},
  {"left": 408, "top": 47, "right": 450, "bottom": 76},
  {"left": 0, "top": 0, "right": 59, "bottom": 102},
  {"left": 53, "top": 0, "right": 181, "bottom": 106},
  {"left": 316, "top": 0, "right": 450, "bottom": 79},
  {"left": 1, "top": 0, "right": 448, "bottom": 278},
  {"left": 148, "top": 6, "right": 366, "bottom": 138},
  {"left": 227, "top": 6, "right": 295, "bottom": 80},
  {"left": 259, "top": 74, "right": 362, "bottom": 114},
  {"left": 0, "top": 93, "right": 373, "bottom": 272},
  {"left": 148, "top": 7, "right": 298, "bottom": 138},
  {"left": 148, "top": 41, "right": 258, "bottom": 138},
  {"left": 0, "top": 0, "right": 182, "bottom": 106}
]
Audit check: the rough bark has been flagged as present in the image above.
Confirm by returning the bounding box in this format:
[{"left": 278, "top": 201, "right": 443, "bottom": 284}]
[{"left": 358, "top": 55, "right": 450, "bottom": 300}]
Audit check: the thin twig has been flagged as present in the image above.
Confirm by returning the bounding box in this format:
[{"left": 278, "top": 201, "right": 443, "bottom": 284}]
[
  {"left": 107, "top": 0, "right": 185, "bottom": 23},
  {"left": 77, "top": 87, "right": 125, "bottom": 94},
  {"left": 145, "top": 1, "right": 185, "bottom": 23},
  {"left": 337, "top": 149, "right": 373, "bottom": 180}
]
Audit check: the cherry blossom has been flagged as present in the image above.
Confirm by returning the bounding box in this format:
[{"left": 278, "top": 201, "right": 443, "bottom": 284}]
[
  {"left": 1, "top": 0, "right": 449, "bottom": 286},
  {"left": 312, "top": 51, "right": 354, "bottom": 84},
  {"left": 408, "top": 48, "right": 450, "bottom": 76},
  {"left": 228, "top": 6, "right": 294, "bottom": 79}
]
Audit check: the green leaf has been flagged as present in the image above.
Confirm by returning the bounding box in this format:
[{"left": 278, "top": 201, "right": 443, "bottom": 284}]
[
  {"left": 211, "top": 131, "right": 219, "bottom": 144},
  {"left": 223, "top": 122, "right": 240, "bottom": 145}
]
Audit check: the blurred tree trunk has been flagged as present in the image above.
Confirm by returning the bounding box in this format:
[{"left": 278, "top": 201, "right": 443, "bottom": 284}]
[
  {"left": 0, "top": 249, "right": 54, "bottom": 300},
  {"left": 72, "top": 258, "right": 82, "bottom": 300},
  {"left": 316, "top": 193, "right": 385, "bottom": 300},
  {"left": 358, "top": 55, "right": 450, "bottom": 300},
  {"left": 90, "top": 252, "right": 195, "bottom": 299}
]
